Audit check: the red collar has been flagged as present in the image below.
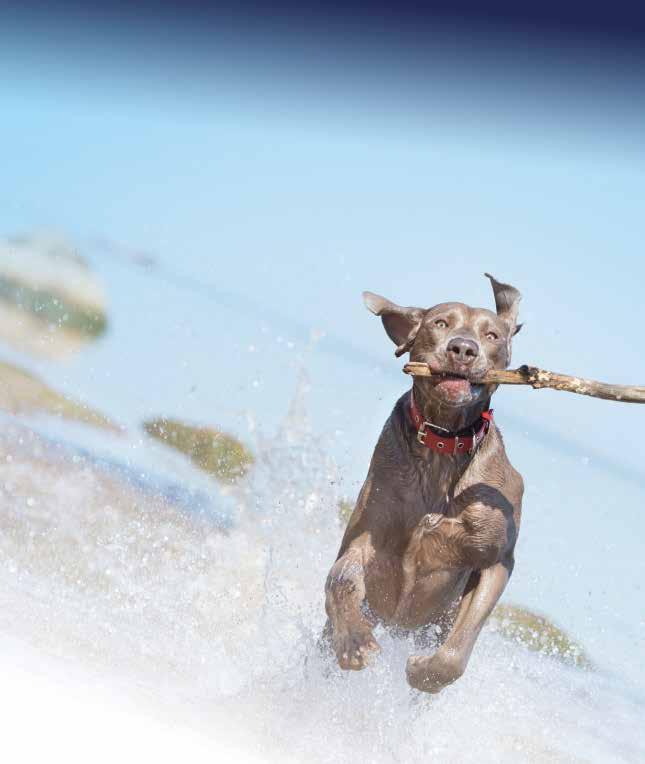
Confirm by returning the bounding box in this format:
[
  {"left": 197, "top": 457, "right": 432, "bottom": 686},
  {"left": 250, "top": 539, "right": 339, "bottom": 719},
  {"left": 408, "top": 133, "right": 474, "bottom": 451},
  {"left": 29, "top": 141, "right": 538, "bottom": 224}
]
[{"left": 409, "top": 391, "right": 493, "bottom": 455}]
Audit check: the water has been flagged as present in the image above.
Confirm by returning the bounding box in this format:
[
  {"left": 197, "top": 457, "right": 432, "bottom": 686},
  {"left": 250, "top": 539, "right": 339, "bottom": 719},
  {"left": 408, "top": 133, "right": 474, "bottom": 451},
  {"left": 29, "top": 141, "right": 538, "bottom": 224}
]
[{"left": 0, "top": 382, "right": 643, "bottom": 762}]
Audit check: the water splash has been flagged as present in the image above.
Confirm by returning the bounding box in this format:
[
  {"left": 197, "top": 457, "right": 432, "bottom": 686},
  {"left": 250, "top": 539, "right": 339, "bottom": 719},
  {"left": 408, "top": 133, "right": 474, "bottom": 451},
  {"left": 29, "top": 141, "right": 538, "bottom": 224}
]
[{"left": 0, "top": 379, "right": 643, "bottom": 763}]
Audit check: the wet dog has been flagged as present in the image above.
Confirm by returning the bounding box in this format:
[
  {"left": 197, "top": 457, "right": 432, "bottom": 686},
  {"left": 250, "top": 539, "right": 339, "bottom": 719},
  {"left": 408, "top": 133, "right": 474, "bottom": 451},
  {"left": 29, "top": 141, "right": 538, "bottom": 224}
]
[{"left": 324, "top": 274, "right": 524, "bottom": 692}]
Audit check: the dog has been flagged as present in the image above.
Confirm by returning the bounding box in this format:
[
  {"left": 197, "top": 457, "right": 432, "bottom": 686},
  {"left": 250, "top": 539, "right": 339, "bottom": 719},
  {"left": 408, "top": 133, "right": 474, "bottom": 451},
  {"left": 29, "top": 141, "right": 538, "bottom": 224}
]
[{"left": 323, "top": 274, "right": 524, "bottom": 693}]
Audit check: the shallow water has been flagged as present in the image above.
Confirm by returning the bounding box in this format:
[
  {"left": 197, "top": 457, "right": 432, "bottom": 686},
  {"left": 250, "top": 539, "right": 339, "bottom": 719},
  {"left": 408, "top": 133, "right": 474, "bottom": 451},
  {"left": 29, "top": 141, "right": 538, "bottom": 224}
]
[{"left": 0, "top": 398, "right": 643, "bottom": 763}]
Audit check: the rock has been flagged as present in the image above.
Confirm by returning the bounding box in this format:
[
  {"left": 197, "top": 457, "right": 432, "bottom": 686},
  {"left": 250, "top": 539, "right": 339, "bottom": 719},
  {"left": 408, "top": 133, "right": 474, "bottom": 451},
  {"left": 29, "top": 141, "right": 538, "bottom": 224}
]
[
  {"left": 0, "top": 231, "right": 108, "bottom": 359},
  {"left": 143, "top": 418, "right": 254, "bottom": 484},
  {"left": 0, "top": 360, "right": 119, "bottom": 432},
  {"left": 490, "top": 603, "right": 591, "bottom": 668}
]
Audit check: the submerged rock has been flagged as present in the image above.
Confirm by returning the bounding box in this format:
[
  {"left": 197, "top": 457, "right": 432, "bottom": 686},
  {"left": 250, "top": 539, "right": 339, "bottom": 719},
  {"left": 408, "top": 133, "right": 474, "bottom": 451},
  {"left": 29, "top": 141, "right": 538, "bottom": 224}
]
[
  {"left": 490, "top": 603, "right": 591, "bottom": 668},
  {"left": 143, "top": 418, "right": 254, "bottom": 484},
  {"left": 0, "top": 360, "right": 119, "bottom": 432},
  {"left": 0, "top": 231, "right": 108, "bottom": 359}
]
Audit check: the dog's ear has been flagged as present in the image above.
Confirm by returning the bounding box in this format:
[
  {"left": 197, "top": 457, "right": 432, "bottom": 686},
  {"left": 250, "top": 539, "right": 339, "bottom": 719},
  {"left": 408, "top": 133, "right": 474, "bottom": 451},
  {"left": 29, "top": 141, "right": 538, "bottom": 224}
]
[
  {"left": 363, "top": 291, "right": 425, "bottom": 356},
  {"left": 484, "top": 273, "right": 522, "bottom": 334}
]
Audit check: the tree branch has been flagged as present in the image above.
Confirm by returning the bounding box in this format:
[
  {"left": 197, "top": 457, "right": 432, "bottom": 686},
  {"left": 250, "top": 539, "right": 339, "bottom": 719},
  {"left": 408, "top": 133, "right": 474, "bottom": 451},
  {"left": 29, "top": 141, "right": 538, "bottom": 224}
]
[{"left": 403, "top": 362, "right": 645, "bottom": 404}]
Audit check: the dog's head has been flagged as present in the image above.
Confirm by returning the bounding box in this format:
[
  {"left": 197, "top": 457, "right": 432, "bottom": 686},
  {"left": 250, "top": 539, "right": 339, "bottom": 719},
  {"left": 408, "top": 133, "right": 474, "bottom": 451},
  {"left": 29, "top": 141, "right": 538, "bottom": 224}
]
[{"left": 363, "top": 274, "right": 522, "bottom": 411}]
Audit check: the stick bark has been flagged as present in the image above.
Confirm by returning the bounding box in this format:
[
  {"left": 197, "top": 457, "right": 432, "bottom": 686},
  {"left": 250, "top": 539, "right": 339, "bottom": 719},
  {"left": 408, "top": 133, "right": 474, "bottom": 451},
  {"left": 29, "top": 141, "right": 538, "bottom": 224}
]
[{"left": 403, "top": 362, "right": 645, "bottom": 404}]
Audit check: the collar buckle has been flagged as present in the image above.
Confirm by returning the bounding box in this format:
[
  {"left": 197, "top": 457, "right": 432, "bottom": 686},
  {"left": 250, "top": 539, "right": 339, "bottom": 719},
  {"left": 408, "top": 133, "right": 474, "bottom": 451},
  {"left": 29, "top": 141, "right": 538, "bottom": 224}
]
[{"left": 417, "top": 418, "right": 450, "bottom": 445}]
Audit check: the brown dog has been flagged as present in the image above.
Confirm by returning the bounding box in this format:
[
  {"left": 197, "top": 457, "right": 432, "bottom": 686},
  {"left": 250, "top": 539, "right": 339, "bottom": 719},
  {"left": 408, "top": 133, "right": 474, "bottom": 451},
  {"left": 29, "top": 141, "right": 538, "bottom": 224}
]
[{"left": 324, "top": 274, "right": 524, "bottom": 693}]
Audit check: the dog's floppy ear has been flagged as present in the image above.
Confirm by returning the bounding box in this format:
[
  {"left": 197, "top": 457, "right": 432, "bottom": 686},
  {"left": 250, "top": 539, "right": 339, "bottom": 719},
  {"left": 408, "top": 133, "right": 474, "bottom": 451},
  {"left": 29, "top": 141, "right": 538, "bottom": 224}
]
[
  {"left": 363, "top": 291, "right": 425, "bottom": 357},
  {"left": 484, "top": 273, "right": 522, "bottom": 335}
]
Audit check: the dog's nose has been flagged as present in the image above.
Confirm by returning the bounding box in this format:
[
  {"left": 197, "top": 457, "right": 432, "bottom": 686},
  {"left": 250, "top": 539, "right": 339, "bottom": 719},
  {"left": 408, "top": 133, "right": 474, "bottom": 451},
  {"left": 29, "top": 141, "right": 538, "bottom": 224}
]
[{"left": 447, "top": 337, "right": 479, "bottom": 364}]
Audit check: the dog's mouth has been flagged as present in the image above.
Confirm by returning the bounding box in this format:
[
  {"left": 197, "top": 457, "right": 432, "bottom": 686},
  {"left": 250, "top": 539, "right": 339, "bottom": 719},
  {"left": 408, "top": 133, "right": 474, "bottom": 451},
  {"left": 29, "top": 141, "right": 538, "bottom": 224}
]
[{"left": 429, "top": 371, "right": 486, "bottom": 406}]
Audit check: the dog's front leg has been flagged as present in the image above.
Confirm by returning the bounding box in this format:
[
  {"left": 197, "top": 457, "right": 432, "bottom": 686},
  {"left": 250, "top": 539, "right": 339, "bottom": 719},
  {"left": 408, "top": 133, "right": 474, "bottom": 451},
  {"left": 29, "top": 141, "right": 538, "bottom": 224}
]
[
  {"left": 406, "top": 559, "right": 511, "bottom": 692},
  {"left": 325, "top": 539, "right": 381, "bottom": 671}
]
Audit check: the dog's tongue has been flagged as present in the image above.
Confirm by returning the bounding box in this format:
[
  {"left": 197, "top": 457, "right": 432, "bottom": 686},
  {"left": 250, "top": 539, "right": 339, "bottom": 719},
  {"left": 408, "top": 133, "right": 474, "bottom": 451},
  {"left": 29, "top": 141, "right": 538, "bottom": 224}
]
[{"left": 435, "top": 377, "right": 472, "bottom": 402}]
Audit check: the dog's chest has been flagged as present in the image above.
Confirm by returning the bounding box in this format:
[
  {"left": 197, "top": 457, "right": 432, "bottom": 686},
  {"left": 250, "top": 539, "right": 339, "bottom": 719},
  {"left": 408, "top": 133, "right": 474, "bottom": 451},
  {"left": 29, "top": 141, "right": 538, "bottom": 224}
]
[
  {"left": 409, "top": 455, "right": 464, "bottom": 517},
  {"left": 392, "top": 531, "right": 470, "bottom": 627}
]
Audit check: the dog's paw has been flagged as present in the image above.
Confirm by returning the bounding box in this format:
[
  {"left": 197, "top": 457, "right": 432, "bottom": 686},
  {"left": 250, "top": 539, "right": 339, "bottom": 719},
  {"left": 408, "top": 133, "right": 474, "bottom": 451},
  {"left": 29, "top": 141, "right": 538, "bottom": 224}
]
[
  {"left": 406, "top": 649, "right": 466, "bottom": 693},
  {"left": 333, "top": 628, "right": 381, "bottom": 671}
]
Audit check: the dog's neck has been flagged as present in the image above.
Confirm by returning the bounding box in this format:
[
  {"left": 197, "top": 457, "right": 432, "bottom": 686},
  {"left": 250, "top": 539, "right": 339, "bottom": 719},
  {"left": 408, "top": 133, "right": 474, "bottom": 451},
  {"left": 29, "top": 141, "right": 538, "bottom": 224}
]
[{"left": 411, "top": 379, "right": 491, "bottom": 434}]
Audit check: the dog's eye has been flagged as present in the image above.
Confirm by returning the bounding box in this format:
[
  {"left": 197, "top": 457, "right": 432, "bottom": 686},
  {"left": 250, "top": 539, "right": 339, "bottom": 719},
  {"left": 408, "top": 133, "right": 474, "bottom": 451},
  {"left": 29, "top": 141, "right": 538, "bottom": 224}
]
[
  {"left": 486, "top": 331, "right": 499, "bottom": 341},
  {"left": 434, "top": 319, "right": 448, "bottom": 329}
]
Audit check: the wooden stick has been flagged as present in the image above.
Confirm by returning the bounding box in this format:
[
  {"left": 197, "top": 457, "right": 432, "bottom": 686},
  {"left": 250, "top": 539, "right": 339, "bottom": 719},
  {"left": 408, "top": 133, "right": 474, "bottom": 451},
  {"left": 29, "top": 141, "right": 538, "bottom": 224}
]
[{"left": 403, "top": 362, "right": 645, "bottom": 404}]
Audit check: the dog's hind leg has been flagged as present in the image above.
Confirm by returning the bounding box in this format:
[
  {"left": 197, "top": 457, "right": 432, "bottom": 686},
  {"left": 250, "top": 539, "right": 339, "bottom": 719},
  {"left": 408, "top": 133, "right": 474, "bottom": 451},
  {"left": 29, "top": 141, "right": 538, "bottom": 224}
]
[{"left": 406, "top": 559, "right": 512, "bottom": 693}]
